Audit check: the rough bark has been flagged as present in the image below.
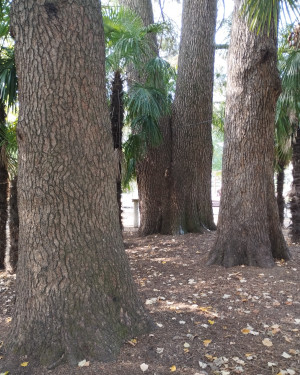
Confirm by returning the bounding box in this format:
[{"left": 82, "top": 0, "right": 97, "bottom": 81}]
[
  {"left": 169, "top": 0, "right": 217, "bottom": 234},
  {"left": 8, "top": 175, "right": 18, "bottom": 272},
  {"left": 208, "top": 0, "right": 290, "bottom": 267},
  {"left": 0, "top": 101, "right": 8, "bottom": 269},
  {"left": 290, "top": 128, "right": 300, "bottom": 242},
  {"left": 119, "top": 0, "right": 172, "bottom": 235},
  {"left": 110, "top": 70, "right": 123, "bottom": 229},
  {"left": 276, "top": 162, "right": 285, "bottom": 226},
  {"left": 8, "top": 0, "right": 151, "bottom": 367}
]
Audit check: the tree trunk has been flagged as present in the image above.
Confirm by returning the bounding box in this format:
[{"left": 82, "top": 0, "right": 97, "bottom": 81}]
[
  {"left": 290, "top": 128, "right": 300, "bottom": 242},
  {"left": 8, "top": 0, "right": 151, "bottom": 367},
  {"left": 0, "top": 101, "right": 8, "bottom": 269},
  {"left": 8, "top": 175, "right": 18, "bottom": 273},
  {"left": 168, "top": 0, "right": 217, "bottom": 234},
  {"left": 110, "top": 70, "right": 123, "bottom": 230},
  {"left": 119, "top": 0, "right": 173, "bottom": 235},
  {"left": 276, "top": 162, "right": 285, "bottom": 226},
  {"left": 208, "top": 0, "right": 290, "bottom": 267}
]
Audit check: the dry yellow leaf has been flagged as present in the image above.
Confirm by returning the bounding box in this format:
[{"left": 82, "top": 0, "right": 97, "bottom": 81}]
[
  {"left": 203, "top": 340, "right": 212, "bottom": 347},
  {"left": 128, "top": 338, "right": 137, "bottom": 346},
  {"left": 5, "top": 317, "right": 12, "bottom": 323},
  {"left": 20, "top": 362, "right": 29, "bottom": 367},
  {"left": 241, "top": 328, "right": 250, "bottom": 334},
  {"left": 208, "top": 320, "right": 215, "bottom": 325},
  {"left": 162, "top": 261, "right": 167, "bottom": 264},
  {"left": 205, "top": 354, "right": 215, "bottom": 361},
  {"left": 183, "top": 348, "right": 189, "bottom": 353},
  {"left": 262, "top": 338, "right": 273, "bottom": 347},
  {"left": 170, "top": 365, "right": 176, "bottom": 372}
]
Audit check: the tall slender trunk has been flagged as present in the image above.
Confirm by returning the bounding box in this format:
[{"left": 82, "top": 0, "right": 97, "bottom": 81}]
[
  {"left": 8, "top": 175, "right": 18, "bottom": 272},
  {"left": 110, "top": 70, "right": 123, "bottom": 229},
  {"left": 290, "top": 128, "right": 300, "bottom": 241},
  {"left": 0, "top": 101, "right": 8, "bottom": 269},
  {"left": 119, "top": 0, "right": 172, "bottom": 235},
  {"left": 8, "top": 0, "right": 151, "bottom": 367},
  {"left": 276, "top": 162, "right": 285, "bottom": 226},
  {"left": 167, "top": 0, "right": 217, "bottom": 234},
  {"left": 208, "top": 0, "right": 290, "bottom": 267}
]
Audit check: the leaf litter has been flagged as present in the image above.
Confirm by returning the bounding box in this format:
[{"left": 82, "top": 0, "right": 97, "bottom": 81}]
[{"left": 0, "top": 230, "right": 299, "bottom": 374}]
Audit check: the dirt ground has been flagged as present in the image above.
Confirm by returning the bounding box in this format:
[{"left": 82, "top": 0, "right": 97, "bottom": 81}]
[{"left": 0, "top": 230, "right": 299, "bottom": 375}]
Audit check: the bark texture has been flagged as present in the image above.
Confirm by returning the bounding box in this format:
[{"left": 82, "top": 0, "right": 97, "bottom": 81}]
[
  {"left": 9, "top": 0, "right": 151, "bottom": 366},
  {"left": 276, "top": 163, "right": 285, "bottom": 226},
  {"left": 110, "top": 70, "right": 123, "bottom": 229},
  {"left": 169, "top": 0, "right": 217, "bottom": 233},
  {"left": 208, "top": 0, "right": 290, "bottom": 267},
  {"left": 119, "top": 0, "right": 172, "bottom": 235},
  {"left": 290, "top": 128, "right": 300, "bottom": 241},
  {"left": 8, "top": 175, "right": 18, "bottom": 272},
  {"left": 0, "top": 102, "right": 8, "bottom": 269}
]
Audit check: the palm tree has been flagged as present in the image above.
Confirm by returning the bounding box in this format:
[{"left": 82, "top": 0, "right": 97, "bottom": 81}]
[{"left": 103, "top": 5, "right": 173, "bottom": 229}]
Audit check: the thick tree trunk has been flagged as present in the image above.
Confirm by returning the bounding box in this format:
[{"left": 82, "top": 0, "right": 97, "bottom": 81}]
[
  {"left": 290, "top": 128, "right": 300, "bottom": 242},
  {"left": 208, "top": 0, "right": 290, "bottom": 267},
  {"left": 8, "top": 0, "right": 151, "bottom": 367},
  {"left": 0, "top": 102, "right": 8, "bottom": 269},
  {"left": 119, "top": 0, "right": 172, "bottom": 235},
  {"left": 8, "top": 175, "right": 18, "bottom": 272},
  {"left": 110, "top": 70, "right": 123, "bottom": 229},
  {"left": 276, "top": 162, "right": 285, "bottom": 226},
  {"left": 137, "top": 116, "right": 172, "bottom": 235},
  {"left": 168, "top": 0, "right": 217, "bottom": 234}
]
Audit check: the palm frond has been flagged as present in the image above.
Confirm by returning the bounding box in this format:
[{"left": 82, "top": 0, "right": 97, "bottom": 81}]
[
  {"left": 126, "top": 83, "right": 170, "bottom": 119},
  {"left": 240, "top": 0, "right": 300, "bottom": 34},
  {"left": 144, "top": 56, "right": 176, "bottom": 91},
  {"left": 0, "top": 47, "right": 18, "bottom": 109}
]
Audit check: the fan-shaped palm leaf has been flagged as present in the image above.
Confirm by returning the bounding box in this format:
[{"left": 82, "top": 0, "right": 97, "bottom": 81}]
[{"left": 240, "top": 0, "right": 300, "bottom": 34}]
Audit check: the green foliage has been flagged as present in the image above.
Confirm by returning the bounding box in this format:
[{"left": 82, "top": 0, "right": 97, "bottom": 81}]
[
  {"left": 240, "top": 0, "right": 300, "bottom": 34},
  {"left": 102, "top": 5, "right": 176, "bottom": 188},
  {"left": 0, "top": 119, "right": 17, "bottom": 177},
  {"left": 212, "top": 103, "right": 225, "bottom": 171},
  {"left": 275, "top": 24, "right": 300, "bottom": 171},
  {"left": 0, "top": 46, "right": 17, "bottom": 109},
  {"left": 0, "top": 0, "right": 11, "bottom": 40}
]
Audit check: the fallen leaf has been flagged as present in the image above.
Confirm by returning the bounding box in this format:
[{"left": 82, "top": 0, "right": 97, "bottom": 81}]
[
  {"left": 0, "top": 372, "right": 9, "bottom": 375},
  {"left": 184, "top": 343, "right": 190, "bottom": 348},
  {"left": 170, "top": 365, "right": 176, "bottom": 372},
  {"left": 232, "top": 357, "right": 245, "bottom": 365},
  {"left": 203, "top": 340, "right": 212, "bottom": 347},
  {"left": 205, "top": 354, "right": 215, "bottom": 361},
  {"left": 198, "top": 361, "right": 208, "bottom": 369},
  {"left": 241, "top": 328, "right": 250, "bottom": 334},
  {"left": 20, "top": 362, "right": 29, "bottom": 367},
  {"left": 5, "top": 318, "right": 11, "bottom": 323},
  {"left": 78, "top": 360, "right": 89, "bottom": 367},
  {"left": 128, "top": 338, "right": 137, "bottom": 346},
  {"left": 268, "top": 362, "right": 278, "bottom": 367},
  {"left": 208, "top": 320, "right": 215, "bottom": 325},
  {"left": 282, "top": 352, "right": 292, "bottom": 359},
  {"left": 140, "top": 363, "right": 149, "bottom": 372},
  {"left": 156, "top": 348, "right": 164, "bottom": 354},
  {"left": 262, "top": 338, "right": 273, "bottom": 347}
]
